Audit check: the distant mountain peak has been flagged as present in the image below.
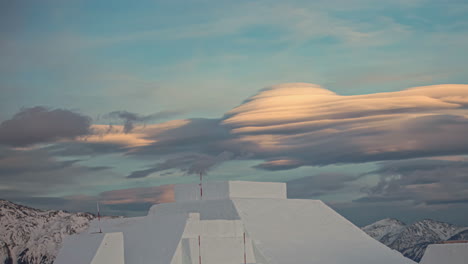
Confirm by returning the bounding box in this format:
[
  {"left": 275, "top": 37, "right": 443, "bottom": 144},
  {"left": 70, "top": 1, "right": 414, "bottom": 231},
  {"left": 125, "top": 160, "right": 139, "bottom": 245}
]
[
  {"left": 371, "top": 218, "right": 406, "bottom": 226},
  {"left": 362, "top": 218, "right": 406, "bottom": 242},
  {"left": 0, "top": 199, "right": 96, "bottom": 264},
  {"left": 363, "top": 218, "right": 467, "bottom": 262}
]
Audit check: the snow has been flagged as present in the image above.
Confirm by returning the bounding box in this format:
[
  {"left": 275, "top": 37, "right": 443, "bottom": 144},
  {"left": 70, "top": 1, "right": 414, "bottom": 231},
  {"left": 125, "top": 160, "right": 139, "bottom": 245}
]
[
  {"left": 55, "top": 181, "right": 415, "bottom": 264},
  {"left": 55, "top": 232, "right": 124, "bottom": 264},
  {"left": 58, "top": 211, "right": 188, "bottom": 264},
  {"left": 91, "top": 233, "right": 124, "bottom": 264},
  {"left": 170, "top": 213, "right": 256, "bottom": 264},
  {"left": 0, "top": 199, "right": 95, "bottom": 264},
  {"left": 232, "top": 198, "right": 415, "bottom": 264},
  {"left": 362, "top": 218, "right": 406, "bottom": 242},
  {"left": 420, "top": 243, "right": 468, "bottom": 264},
  {"left": 54, "top": 233, "right": 105, "bottom": 264}
]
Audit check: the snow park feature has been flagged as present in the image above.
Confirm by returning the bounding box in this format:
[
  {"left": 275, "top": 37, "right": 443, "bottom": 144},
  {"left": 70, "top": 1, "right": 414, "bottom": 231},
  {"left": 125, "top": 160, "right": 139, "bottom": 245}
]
[
  {"left": 55, "top": 181, "right": 415, "bottom": 264},
  {"left": 419, "top": 242, "right": 468, "bottom": 264}
]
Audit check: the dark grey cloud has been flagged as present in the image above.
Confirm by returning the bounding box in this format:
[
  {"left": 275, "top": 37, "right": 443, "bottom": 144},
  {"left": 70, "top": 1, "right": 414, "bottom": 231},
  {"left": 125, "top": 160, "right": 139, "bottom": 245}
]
[
  {"left": 287, "top": 173, "right": 362, "bottom": 198},
  {"left": 222, "top": 113, "right": 468, "bottom": 169},
  {"left": 3, "top": 184, "right": 174, "bottom": 217},
  {"left": 253, "top": 159, "right": 304, "bottom": 171},
  {"left": 127, "top": 151, "right": 234, "bottom": 178},
  {"left": 332, "top": 201, "right": 468, "bottom": 227},
  {"left": 132, "top": 118, "right": 233, "bottom": 156},
  {"left": 0, "top": 147, "right": 114, "bottom": 195},
  {"left": 425, "top": 198, "right": 468, "bottom": 205},
  {"left": 44, "top": 141, "right": 128, "bottom": 156},
  {"left": 0, "top": 106, "right": 91, "bottom": 146},
  {"left": 356, "top": 159, "right": 468, "bottom": 206},
  {"left": 106, "top": 110, "right": 182, "bottom": 133}
]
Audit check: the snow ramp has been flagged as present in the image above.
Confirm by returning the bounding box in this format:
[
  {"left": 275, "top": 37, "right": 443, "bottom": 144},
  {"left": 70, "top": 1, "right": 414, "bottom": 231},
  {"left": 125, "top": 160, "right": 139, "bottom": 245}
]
[{"left": 232, "top": 198, "right": 416, "bottom": 264}]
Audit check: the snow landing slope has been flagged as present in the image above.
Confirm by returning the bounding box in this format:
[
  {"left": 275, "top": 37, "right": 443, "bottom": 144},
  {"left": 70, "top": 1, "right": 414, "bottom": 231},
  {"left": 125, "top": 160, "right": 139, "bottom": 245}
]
[
  {"left": 56, "top": 181, "right": 415, "bottom": 264},
  {"left": 0, "top": 200, "right": 95, "bottom": 264},
  {"left": 363, "top": 218, "right": 468, "bottom": 262}
]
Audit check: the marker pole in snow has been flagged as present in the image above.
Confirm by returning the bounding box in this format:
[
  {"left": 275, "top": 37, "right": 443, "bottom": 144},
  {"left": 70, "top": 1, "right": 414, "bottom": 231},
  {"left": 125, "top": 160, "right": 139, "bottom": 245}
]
[
  {"left": 243, "top": 232, "right": 247, "bottom": 264},
  {"left": 97, "top": 202, "right": 102, "bottom": 233},
  {"left": 198, "top": 235, "right": 202, "bottom": 264},
  {"left": 199, "top": 173, "right": 203, "bottom": 199}
]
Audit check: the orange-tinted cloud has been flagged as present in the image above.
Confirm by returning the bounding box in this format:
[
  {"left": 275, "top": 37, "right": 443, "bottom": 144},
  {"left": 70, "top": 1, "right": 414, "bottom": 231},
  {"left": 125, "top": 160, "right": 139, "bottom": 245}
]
[
  {"left": 222, "top": 83, "right": 468, "bottom": 168},
  {"left": 99, "top": 185, "right": 174, "bottom": 205}
]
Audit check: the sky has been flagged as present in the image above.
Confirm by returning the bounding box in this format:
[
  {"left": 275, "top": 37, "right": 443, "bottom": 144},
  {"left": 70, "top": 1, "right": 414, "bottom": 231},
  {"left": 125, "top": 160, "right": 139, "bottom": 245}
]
[{"left": 1, "top": 0, "right": 468, "bottom": 227}]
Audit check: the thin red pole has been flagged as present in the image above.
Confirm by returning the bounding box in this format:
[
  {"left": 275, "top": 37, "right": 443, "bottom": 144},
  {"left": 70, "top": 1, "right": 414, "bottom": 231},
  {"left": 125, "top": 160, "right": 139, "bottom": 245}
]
[
  {"left": 97, "top": 202, "right": 102, "bottom": 233},
  {"left": 199, "top": 173, "right": 203, "bottom": 199},
  {"left": 198, "top": 235, "right": 202, "bottom": 264}
]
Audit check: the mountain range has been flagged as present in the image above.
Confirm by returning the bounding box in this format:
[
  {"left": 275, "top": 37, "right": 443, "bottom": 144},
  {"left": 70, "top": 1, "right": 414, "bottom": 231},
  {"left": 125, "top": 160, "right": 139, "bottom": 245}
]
[
  {"left": 0, "top": 200, "right": 95, "bottom": 264},
  {"left": 362, "top": 218, "right": 468, "bottom": 262},
  {"left": 1, "top": 199, "right": 467, "bottom": 263}
]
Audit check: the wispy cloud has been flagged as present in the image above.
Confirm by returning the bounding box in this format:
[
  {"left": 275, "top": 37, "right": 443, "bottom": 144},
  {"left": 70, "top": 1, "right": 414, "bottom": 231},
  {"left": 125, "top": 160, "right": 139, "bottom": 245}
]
[{"left": 356, "top": 158, "right": 468, "bottom": 206}]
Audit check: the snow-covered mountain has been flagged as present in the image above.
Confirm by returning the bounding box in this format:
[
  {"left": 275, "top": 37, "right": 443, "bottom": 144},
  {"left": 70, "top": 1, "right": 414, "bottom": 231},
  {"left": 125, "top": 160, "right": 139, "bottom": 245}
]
[
  {"left": 448, "top": 228, "right": 468, "bottom": 240},
  {"left": 363, "top": 218, "right": 468, "bottom": 262},
  {"left": 361, "top": 218, "right": 406, "bottom": 244},
  {"left": 0, "top": 199, "right": 96, "bottom": 264}
]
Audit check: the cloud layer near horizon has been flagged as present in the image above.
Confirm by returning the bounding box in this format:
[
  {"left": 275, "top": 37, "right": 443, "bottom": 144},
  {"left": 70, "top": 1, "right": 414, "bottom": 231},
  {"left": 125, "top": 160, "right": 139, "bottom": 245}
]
[{"left": 2, "top": 83, "right": 467, "bottom": 175}]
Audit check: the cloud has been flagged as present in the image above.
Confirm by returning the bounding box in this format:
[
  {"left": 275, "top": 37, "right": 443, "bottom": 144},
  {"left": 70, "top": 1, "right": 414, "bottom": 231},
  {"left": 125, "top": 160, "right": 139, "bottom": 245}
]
[
  {"left": 287, "top": 173, "right": 362, "bottom": 198},
  {"left": 127, "top": 151, "right": 234, "bottom": 178},
  {"left": 222, "top": 83, "right": 468, "bottom": 167},
  {"left": 59, "top": 83, "right": 468, "bottom": 175},
  {"left": 253, "top": 159, "right": 303, "bottom": 171},
  {"left": 11, "top": 83, "right": 465, "bottom": 177},
  {"left": 0, "top": 106, "right": 91, "bottom": 146},
  {"left": 0, "top": 147, "right": 114, "bottom": 196},
  {"left": 105, "top": 110, "right": 182, "bottom": 133},
  {"left": 355, "top": 159, "right": 468, "bottom": 205},
  {"left": 98, "top": 185, "right": 174, "bottom": 205},
  {"left": 5, "top": 185, "right": 175, "bottom": 216},
  {"left": 73, "top": 118, "right": 229, "bottom": 151}
]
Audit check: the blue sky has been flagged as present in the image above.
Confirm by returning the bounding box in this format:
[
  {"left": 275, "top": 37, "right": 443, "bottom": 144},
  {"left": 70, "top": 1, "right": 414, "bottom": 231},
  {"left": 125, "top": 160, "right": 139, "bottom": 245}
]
[{"left": 1, "top": 0, "right": 468, "bottom": 226}]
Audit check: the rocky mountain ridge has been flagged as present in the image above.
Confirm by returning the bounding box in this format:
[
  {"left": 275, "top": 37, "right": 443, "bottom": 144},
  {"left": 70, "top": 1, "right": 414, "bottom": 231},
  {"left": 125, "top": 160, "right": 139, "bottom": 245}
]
[
  {"left": 362, "top": 218, "right": 468, "bottom": 262},
  {"left": 0, "top": 199, "right": 96, "bottom": 264}
]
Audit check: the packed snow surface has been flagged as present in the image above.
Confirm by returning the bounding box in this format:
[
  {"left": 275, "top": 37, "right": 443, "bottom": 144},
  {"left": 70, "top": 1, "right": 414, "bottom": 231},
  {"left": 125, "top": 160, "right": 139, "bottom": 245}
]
[
  {"left": 233, "top": 198, "right": 415, "bottom": 264},
  {"left": 420, "top": 243, "right": 468, "bottom": 264}
]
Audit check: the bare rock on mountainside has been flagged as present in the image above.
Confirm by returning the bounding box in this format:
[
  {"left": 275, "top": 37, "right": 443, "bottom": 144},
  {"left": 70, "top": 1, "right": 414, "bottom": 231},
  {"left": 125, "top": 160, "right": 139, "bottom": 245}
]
[
  {"left": 361, "top": 218, "right": 406, "bottom": 244},
  {"left": 0, "top": 240, "right": 12, "bottom": 264},
  {"left": 363, "top": 218, "right": 468, "bottom": 262},
  {"left": 448, "top": 228, "right": 468, "bottom": 241},
  {"left": 0, "top": 200, "right": 95, "bottom": 264}
]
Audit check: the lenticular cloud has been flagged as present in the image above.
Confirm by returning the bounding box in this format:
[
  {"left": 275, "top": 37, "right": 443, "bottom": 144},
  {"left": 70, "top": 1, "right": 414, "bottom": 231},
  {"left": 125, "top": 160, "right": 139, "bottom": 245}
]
[{"left": 222, "top": 83, "right": 468, "bottom": 168}]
